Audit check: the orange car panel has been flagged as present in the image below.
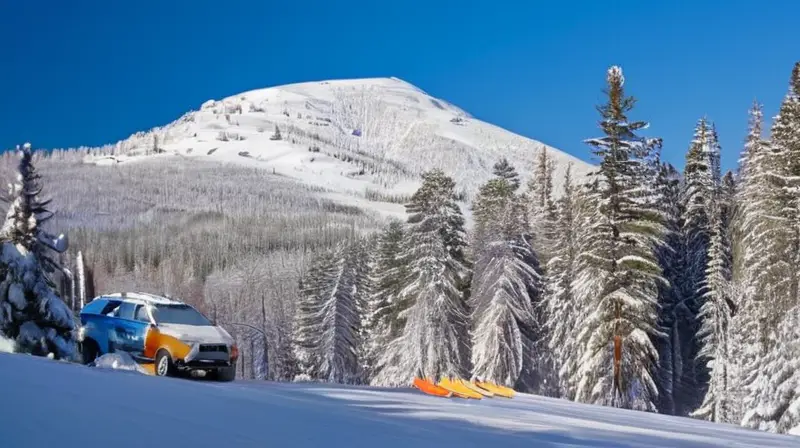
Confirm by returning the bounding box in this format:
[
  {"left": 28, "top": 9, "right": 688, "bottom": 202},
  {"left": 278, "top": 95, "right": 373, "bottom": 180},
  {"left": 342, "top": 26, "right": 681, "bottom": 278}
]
[{"left": 144, "top": 326, "right": 192, "bottom": 360}]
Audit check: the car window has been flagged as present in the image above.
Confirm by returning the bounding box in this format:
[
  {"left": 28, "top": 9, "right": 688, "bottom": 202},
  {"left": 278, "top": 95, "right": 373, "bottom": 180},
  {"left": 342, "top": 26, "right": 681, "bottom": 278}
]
[
  {"left": 151, "top": 304, "right": 211, "bottom": 326},
  {"left": 102, "top": 300, "right": 122, "bottom": 316},
  {"left": 81, "top": 299, "right": 107, "bottom": 315},
  {"left": 133, "top": 305, "right": 151, "bottom": 323},
  {"left": 117, "top": 302, "right": 137, "bottom": 320}
]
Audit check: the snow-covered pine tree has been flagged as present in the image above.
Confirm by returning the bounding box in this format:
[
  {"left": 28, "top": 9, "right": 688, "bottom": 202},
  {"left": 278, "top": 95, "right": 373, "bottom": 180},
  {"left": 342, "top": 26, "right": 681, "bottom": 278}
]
[
  {"left": 675, "top": 117, "right": 719, "bottom": 414},
  {"left": 0, "top": 143, "right": 75, "bottom": 360},
  {"left": 740, "top": 305, "right": 800, "bottom": 434},
  {"left": 363, "top": 220, "right": 408, "bottom": 383},
  {"left": 372, "top": 169, "right": 471, "bottom": 385},
  {"left": 651, "top": 161, "right": 685, "bottom": 415},
  {"left": 292, "top": 240, "right": 363, "bottom": 383},
  {"left": 764, "top": 61, "right": 800, "bottom": 319},
  {"left": 692, "top": 184, "right": 735, "bottom": 423},
  {"left": 571, "top": 66, "right": 666, "bottom": 411},
  {"left": 348, "top": 232, "right": 376, "bottom": 380},
  {"left": 544, "top": 163, "right": 582, "bottom": 398},
  {"left": 469, "top": 170, "right": 542, "bottom": 390},
  {"left": 526, "top": 147, "right": 558, "bottom": 264},
  {"left": 729, "top": 101, "right": 779, "bottom": 423},
  {"left": 492, "top": 157, "right": 521, "bottom": 191},
  {"left": 293, "top": 248, "right": 334, "bottom": 379},
  {"left": 739, "top": 62, "right": 800, "bottom": 433}
]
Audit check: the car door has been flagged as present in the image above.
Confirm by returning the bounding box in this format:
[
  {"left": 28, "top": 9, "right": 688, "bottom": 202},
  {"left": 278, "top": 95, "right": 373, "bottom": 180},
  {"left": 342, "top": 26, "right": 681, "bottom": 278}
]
[{"left": 109, "top": 302, "right": 151, "bottom": 360}]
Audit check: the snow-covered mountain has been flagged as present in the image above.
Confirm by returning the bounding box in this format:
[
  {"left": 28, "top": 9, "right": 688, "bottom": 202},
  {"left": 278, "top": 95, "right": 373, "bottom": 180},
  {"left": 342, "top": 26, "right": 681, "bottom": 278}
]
[{"left": 83, "top": 77, "right": 594, "bottom": 221}]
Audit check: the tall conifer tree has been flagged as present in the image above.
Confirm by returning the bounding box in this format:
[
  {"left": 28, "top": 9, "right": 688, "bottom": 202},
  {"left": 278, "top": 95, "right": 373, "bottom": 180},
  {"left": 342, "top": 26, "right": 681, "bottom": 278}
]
[{"left": 571, "top": 66, "right": 665, "bottom": 410}]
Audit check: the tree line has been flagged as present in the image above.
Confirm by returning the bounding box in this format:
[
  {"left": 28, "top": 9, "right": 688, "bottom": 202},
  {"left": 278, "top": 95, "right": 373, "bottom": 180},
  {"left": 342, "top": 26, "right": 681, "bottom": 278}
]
[{"left": 292, "top": 62, "right": 800, "bottom": 434}]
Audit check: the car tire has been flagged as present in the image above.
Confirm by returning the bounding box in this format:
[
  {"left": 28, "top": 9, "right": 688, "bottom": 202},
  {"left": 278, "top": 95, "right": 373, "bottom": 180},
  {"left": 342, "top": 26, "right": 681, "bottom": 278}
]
[
  {"left": 80, "top": 339, "right": 99, "bottom": 365},
  {"left": 154, "top": 349, "right": 176, "bottom": 377},
  {"left": 215, "top": 365, "right": 236, "bottom": 382}
]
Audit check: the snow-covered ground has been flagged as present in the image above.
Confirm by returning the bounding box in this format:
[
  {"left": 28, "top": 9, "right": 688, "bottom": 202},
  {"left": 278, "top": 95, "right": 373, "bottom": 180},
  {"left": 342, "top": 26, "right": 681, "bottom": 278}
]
[
  {"left": 1, "top": 352, "right": 796, "bottom": 448},
  {"left": 80, "top": 77, "right": 595, "bottom": 224}
]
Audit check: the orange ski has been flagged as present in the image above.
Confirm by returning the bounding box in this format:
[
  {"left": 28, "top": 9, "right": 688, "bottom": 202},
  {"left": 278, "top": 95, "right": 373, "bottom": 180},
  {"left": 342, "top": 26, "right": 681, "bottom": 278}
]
[{"left": 413, "top": 377, "right": 453, "bottom": 397}]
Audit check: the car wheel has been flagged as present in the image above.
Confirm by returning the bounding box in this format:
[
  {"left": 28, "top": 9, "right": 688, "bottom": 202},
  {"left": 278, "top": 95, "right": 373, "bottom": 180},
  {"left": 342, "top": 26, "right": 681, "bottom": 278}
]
[
  {"left": 155, "top": 350, "right": 175, "bottom": 377},
  {"left": 80, "top": 339, "right": 99, "bottom": 365},
  {"left": 214, "top": 365, "right": 236, "bottom": 382}
]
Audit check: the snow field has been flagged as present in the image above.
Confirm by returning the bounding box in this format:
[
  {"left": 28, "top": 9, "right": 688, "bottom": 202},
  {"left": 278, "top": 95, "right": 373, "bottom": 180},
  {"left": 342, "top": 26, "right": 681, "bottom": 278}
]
[{"left": 1, "top": 352, "right": 797, "bottom": 448}]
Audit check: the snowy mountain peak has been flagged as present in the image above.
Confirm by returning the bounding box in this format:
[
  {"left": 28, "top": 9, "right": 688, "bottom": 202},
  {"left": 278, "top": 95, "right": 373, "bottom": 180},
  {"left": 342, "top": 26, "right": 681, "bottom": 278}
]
[{"left": 85, "top": 76, "right": 594, "bottom": 220}]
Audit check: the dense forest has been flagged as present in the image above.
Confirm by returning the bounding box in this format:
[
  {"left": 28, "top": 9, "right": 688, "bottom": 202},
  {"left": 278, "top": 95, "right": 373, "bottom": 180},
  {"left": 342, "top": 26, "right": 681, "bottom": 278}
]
[
  {"left": 293, "top": 61, "right": 800, "bottom": 434},
  {"left": 0, "top": 61, "right": 798, "bottom": 435}
]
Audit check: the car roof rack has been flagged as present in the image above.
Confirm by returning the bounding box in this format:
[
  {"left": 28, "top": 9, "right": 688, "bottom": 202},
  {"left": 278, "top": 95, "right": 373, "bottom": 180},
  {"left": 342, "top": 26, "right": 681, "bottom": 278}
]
[{"left": 103, "top": 291, "right": 184, "bottom": 305}]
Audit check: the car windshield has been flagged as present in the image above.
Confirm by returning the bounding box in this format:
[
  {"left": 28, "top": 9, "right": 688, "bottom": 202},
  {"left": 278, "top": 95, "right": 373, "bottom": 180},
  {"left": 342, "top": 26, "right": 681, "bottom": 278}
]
[{"left": 150, "top": 304, "right": 211, "bottom": 326}]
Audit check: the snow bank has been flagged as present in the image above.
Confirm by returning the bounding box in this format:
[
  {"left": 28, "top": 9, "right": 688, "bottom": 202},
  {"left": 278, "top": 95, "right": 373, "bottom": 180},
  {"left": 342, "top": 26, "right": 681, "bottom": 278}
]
[
  {"left": 0, "top": 334, "right": 14, "bottom": 353},
  {"left": 91, "top": 352, "right": 147, "bottom": 374}
]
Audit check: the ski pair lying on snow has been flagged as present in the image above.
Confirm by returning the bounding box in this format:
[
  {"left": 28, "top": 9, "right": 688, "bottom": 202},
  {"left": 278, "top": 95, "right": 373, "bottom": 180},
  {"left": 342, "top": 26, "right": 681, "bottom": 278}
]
[{"left": 412, "top": 377, "right": 515, "bottom": 399}]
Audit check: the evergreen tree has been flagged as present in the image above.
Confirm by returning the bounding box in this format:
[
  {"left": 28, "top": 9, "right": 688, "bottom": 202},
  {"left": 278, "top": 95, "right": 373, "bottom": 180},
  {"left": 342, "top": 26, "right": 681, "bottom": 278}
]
[
  {"left": 372, "top": 169, "right": 471, "bottom": 385},
  {"left": 469, "top": 173, "right": 542, "bottom": 389},
  {"left": 765, "top": 61, "right": 800, "bottom": 319},
  {"left": 293, "top": 240, "right": 363, "bottom": 383},
  {"left": 675, "top": 117, "right": 720, "bottom": 414},
  {"left": 544, "top": 164, "right": 581, "bottom": 398},
  {"left": 526, "top": 148, "right": 558, "bottom": 264},
  {"left": 363, "top": 222, "right": 407, "bottom": 381},
  {"left": 492, "top": 158, "right": 521, "bottom": 191},
  {"left": 692, "top": 186, "right": 735, "bottom": 422},
  {"left": 729, "top": 101, "right": 777, "bottom": 423},
  {"left": 652, "top": 162, "right": 685, "bottom": 415},
  {"left": 740, "top": 62, "right": 800, "bottom": 432},
  {"left": 0, "top": 144, "right": 75, "bottom": 360},
  {"left": 271, "top": 125, "right": 282, "bottom": 141},
  {"left": 571, "top": 66, "right": 665, "bottom": 410}
]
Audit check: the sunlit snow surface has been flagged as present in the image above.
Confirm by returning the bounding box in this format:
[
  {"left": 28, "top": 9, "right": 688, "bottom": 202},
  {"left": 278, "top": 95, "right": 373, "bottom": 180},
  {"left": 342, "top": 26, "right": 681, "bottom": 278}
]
[{"left": 1, "top": 353, "right": 797, "bottom": 447}]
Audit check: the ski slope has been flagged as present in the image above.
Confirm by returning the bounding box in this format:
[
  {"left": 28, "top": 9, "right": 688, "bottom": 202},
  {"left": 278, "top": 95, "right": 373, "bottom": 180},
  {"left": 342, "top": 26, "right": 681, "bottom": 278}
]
[{"left": 1, "top": 353, "right": 797, "bottom": 448}]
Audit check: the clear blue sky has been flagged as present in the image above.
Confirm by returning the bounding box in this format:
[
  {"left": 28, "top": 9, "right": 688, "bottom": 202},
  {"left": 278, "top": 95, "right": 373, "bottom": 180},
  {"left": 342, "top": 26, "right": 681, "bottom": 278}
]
[{"left": 1, "top": 0, "right": 797, "bottom": 172}]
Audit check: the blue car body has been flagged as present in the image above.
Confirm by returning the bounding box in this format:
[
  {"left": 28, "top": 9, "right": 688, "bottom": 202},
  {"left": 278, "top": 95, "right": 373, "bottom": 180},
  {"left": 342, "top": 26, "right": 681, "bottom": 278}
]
[{"left": 77, "top": 292, "right": 238, "bottom": 380}]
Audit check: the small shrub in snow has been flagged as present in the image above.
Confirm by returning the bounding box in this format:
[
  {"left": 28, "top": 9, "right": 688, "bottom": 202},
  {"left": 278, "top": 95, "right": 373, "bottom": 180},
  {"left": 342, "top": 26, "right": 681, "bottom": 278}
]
[
  {"left": 249, "top": 103, "right": 265, "bottom": 113},
  {"left": 216, "top": 131, "right": 246, "bottom": 142}
]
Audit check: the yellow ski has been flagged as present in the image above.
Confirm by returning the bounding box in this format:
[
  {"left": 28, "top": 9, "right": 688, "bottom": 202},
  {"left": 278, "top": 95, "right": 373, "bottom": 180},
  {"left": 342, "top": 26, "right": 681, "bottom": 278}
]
[
  {"left": 474, "top": 380, "right": 515, "bottom": 398},
  {"left": 437, "top": 377, "right": 483, "bottom": 399}
]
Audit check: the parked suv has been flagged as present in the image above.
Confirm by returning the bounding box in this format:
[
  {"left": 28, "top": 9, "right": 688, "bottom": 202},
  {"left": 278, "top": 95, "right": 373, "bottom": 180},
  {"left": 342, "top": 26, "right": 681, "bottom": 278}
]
[{"left": 78, "top": 292, "right": 238, "bottom": 381}]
